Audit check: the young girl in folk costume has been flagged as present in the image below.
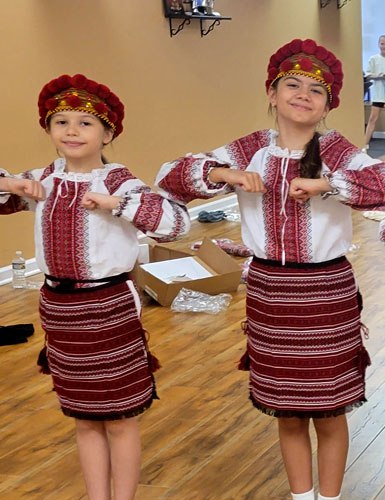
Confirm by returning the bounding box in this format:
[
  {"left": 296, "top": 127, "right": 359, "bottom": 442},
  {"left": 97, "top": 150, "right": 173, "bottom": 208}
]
[
  {"left": 0, "top": 74, "right": 190, "bottom": 500},
  {"left": 155, "top": 39, "right": 385, "bottom": 500}
]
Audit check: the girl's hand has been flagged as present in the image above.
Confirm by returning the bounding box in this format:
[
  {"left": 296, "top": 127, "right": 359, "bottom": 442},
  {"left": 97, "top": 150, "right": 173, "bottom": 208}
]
[
  {"left": 289, "top": 177, "right": 332, "bottom": 203},
  {"left": 209, "top": 168, "right": 266, "bottom": 193},
  {"left": 82, "top": 192, "right": 122, "bottom": 211},
  {"left": 0, "top": 178, "right": 45, "bottom": 200}
]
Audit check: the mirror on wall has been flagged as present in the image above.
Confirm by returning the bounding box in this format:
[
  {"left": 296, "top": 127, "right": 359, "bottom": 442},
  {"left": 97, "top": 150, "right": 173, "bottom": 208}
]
[{"left": 361, "top": 0, "right": 385, "bottom": 157}]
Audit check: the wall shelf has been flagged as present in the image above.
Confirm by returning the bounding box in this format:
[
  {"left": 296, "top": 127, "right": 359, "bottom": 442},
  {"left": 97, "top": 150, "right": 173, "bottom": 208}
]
[{"left": 164, "top": 6, "right": 231, "bottom": 37}]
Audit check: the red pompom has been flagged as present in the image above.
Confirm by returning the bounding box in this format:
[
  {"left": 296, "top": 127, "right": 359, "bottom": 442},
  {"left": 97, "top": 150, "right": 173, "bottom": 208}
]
[
  {"left": 47, "top": 79, "right": 60, "bottom": 93},
  {"left": 324, "top": 53, "right": 337, "bottom": 67},
  {"left": 71, "top": 74, "right": 88, "bottom": 89},
  {"left": 115, "top": 123, "right": 123, "bottom": 136},
  {"left": 39, "top": 85, "right": 52, "bottom": 99},
  {"left": 331, "top": 95, "right": 340, "bottom": 109},
  {"left": 280, "top": 43, "right": 293, "bottom": 57},
  {"left": 299, "top": 57, "right": 313, "bottom": 72},
  {"left": 268, "top": 67, "right": 279, "bottom": 80},
  {"left": 302, "top": 39, "right": 317, "bottom": 55},
  {"left": 98, "top": 84, "right": 110, "bottom": 99},
  {"left": 275, "top": 48, "right": 288, "bottom": 62},
  {"left": 39, "top": 117, "right": 46, "bottom": 128},
  {"left": 269, "top": 54, "right": 280, "bottom": 67},
  {"left": 323, "top": 71, "right": 334, "bottom": 84},
  {"left": 334, "top": 71, "right": 344, "bottom": 84},
  {"left": 332, "top": 83, "right": 343, "bottom": 96},
  {"left": 94, "top": 102, "right": 108, "bottom": 115},
  {"left": 315, "top": 46, "right": 328, "bottom": 61},
  {"left": 85, "top": 80, "right": 99, "bottom": 94},
  {"left": 67, "top": 94, "right": 82, "bottom": 107},
  {"left": 289, "top": 39, "right": 302, "bottom": 54},
  {"left": 115, "top": 102, "right": 124, "bottom": 115},
  {"left": 45, "top": 98, "right": 58, "bottom": 110},
  {"left": 57, "top": 75, "right": 72, "bottom": 89},
  {"left": 107, "top": 93, "right": 120, "bottom": 106},
  {"left": 108, "top": 110, "right": 118, "bottom": 123},
  {"left": 331, "top": 60, "right": 342, "bottom": 73},
  {"left": 281, "top": 59, "right": 293, "bottom": 72}
]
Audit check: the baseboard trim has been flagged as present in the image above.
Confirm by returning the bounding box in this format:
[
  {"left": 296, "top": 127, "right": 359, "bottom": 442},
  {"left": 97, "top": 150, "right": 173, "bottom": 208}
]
[
  {"left": 372, "top": 131, "right": 385, "bottom": 140},
  {"left": 0, "top": 195, "right": 238, "bottom": 286}
]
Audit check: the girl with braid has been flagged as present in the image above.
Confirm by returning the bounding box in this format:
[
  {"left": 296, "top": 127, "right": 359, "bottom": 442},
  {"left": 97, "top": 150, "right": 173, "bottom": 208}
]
[{"left": 155, "top": 39, "right": 385, "bottom": 500}]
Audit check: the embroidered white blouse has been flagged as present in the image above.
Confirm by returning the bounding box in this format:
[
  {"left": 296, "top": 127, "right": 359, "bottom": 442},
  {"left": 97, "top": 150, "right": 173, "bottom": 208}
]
[
  {"left": 0, "top": 158, "right": 190, "bottom": 279},
  {"left": 156, "top": 129, "right": 385, "bottom": 264}
]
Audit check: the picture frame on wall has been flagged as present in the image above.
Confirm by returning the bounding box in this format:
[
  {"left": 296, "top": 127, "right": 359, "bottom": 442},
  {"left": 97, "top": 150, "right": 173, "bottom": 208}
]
[{"left": 163, "top": 0, "right": 185, "bottom": 16}]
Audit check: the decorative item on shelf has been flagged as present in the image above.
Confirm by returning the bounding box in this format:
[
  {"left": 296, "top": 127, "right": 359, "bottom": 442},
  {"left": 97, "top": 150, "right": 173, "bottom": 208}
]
[
  {"left": 319, "top": 0, "right": 333, "bottom": 7},
  {"left": 170, "top": 0, "right": 185, "bottom": 14},
  {"left": 163, "top": 0, "right": 185, "bottom": 16},
  {"left": 162, "top": 0, "right": 231, "bottom": 37},
  {"left": 192, "top": 0, "right": 221, "bottom": 16}
]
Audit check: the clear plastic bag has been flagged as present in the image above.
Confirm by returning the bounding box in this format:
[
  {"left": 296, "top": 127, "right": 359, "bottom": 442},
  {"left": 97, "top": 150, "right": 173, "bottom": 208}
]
[
  {"left": 171, "top": 288, "right": 232, "bottom": 314},
  {"left": 224, "top": 208, "right": 241, "bottom": 222},
  {"left": 241, "top": 256, "right": 252, "bottom": 284},
  {"left": 347, "top": 243, "right": 361, "bottom": 259}
]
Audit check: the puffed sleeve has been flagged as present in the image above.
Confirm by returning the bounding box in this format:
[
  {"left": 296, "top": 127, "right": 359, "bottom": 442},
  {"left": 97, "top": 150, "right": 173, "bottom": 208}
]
[
  {"left": 320, "top": 131, "right": 385, "bottom": 211},
  {"left": 104, "top": 167, "right": 191, "bottom": 242},
  {"left": 0, "top": 168, "right": 38, "bottom": 214},
  {"left": 155, "top": 130, "right": 270, "bottom": 203}
]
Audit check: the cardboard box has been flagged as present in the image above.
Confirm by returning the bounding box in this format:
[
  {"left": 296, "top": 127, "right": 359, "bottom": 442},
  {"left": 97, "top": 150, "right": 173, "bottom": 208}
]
[{"left": 135, "top": 237, "right": 242, "bottom": 306}]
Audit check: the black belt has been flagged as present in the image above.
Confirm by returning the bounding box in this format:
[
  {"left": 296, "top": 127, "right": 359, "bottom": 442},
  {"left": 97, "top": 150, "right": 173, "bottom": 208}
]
[
  {"left": 252, "top": 255, "right": 346, "bottom": 269},
  {"left": 44, "top": 272, "right": 129, "bottom": 293}
]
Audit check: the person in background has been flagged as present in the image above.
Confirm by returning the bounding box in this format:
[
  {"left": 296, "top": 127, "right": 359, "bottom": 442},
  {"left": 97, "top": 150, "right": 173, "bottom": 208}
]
[{"left": 364, "top": 35, "right": 385, "bottom": 151}]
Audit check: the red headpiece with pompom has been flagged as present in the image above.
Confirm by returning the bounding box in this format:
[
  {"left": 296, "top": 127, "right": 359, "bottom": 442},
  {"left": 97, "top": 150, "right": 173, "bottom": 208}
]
[
  {"left": 38, "top": 74, "right": 125, "bottom": 137},
  {"left": 265, "top": 39, "right": 343, "bottom": 109}
]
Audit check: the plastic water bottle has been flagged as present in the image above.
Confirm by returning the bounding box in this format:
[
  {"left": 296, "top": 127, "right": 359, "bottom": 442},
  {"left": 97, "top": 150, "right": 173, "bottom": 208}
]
[{"left": 12, "top": 251, "right": 26, "bottom": 289}]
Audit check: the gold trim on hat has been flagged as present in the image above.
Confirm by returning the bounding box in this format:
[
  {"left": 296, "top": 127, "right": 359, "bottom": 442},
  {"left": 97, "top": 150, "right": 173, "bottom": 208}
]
[
  {"left": 45, "top": 106, "right": 116, "bottom": 130},
  {"left": 270, "top": 71, "right": 332, "bottom": 102}
]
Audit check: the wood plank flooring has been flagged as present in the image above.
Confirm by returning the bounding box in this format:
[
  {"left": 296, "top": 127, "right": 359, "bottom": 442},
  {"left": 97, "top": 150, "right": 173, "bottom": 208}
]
[{"left": 0, "top": 210, "right": 384, "bottom": 499}]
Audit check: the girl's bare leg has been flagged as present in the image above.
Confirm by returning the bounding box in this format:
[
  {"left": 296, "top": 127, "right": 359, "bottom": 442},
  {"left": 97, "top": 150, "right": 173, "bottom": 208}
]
[
  {"left": 313, "top": 414, "right": 348, "bottom": 497},
  {"left": 278, "top": 417, "right": 313, "bottom": 494},
  {"left": 106, "top": 417, "right": 141, "bottom": 500},
  {"left": 75, "top": 419, "right": 112, "bottom": 500}
]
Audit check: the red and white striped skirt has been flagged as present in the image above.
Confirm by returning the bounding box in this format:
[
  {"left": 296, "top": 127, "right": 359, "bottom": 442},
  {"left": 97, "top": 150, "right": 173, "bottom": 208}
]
[
  {"left": 39, "top": 280, "right": 158, "bottom": 420},
  {"left": 244, "top": 256, "right": 370, "bottom": 418}
]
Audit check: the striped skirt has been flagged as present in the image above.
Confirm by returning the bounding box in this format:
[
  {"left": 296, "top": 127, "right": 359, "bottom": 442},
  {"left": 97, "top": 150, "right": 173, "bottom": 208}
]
[
  {"left": 39, "top": 280, "right": 158, "bottom": 420},
  {"left": 244, "top": 256, "right": 370, "bottom": 418}
]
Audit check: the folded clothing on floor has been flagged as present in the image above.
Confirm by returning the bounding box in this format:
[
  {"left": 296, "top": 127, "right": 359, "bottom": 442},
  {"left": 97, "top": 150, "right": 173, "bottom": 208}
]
[
  {"left": 197, "top": 210, "right": 226, "bottom": 223},
  {"left": 0, "top": 323, "right": 34, "bottom": 345}
]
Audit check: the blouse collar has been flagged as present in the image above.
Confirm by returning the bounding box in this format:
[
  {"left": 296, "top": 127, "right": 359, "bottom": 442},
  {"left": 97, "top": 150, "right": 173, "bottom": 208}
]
[{"left": 53, "top": 158, "right": 121, "bottom": 179}]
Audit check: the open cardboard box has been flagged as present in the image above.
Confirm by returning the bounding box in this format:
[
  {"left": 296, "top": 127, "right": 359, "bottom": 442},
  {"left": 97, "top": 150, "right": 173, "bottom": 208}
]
[{"left": 134, "top": 237, "right": 242, "bottom": 306}]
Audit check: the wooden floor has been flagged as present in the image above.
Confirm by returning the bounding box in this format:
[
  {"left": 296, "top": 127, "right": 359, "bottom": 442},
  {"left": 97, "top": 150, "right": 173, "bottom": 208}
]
[{"left": 1, "top": 210, "right": 385, "bottom": 500}]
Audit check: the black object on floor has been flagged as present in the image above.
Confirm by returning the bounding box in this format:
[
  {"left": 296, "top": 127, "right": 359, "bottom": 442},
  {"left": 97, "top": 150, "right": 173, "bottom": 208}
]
[
  {"left": 0, "top": 323, "right": 34, "bottom": 346},
  {"left": 198, "top": 210, "right": 226, "bottom": 223}
]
